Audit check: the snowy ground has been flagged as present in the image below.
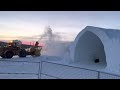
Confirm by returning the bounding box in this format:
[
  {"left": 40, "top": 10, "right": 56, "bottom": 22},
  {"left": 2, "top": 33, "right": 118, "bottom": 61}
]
[
  {"left": 0, "top": 55, "right": 41, "bottom": 62},
  {"left": 0, "top": 55, "right": 62, "bottom": 63},
  {"left": 0, "top": 55, "right": 116, "bottom": 75},
  {"left": 0, "top": 55, "right": 120, "bottom": 79}
]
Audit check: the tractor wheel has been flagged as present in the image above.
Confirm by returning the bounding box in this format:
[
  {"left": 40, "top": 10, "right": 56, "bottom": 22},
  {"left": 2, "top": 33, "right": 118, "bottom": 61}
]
[
  {"left": 5, "top": 51, "right": 14, "bottom": 59},
  {"left": 19, "top": 49, "right": 27, "bottom": 57},
  {"left": 31, "top": 51, "right": 35, "bottom": 57}
]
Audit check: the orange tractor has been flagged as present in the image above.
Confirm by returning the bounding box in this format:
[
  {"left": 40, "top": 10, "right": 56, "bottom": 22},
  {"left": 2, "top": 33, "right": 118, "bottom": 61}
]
[{"left": 0, "top": 40, "right": 42, "bottom": 58}]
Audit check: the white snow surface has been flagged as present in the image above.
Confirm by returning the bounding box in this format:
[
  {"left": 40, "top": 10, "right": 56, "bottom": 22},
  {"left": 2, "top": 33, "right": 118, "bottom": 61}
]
[{"left": 1, "top": 26, "right": 120, "bottom": 78}]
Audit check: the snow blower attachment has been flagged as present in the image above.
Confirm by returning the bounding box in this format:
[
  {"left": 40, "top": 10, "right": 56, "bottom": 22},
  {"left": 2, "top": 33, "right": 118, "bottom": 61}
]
[
  {"left": 0, "top": 40, "right": 42, "bottom": 58},
  {"left": 26, "top": 41, "right": 42, "bottom": 57}
]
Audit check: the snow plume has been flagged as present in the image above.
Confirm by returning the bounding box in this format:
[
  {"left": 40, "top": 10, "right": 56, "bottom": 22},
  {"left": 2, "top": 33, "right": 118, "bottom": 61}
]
[
  {"left": 38, "top": 26, "right": 53, "bottom": 41},
  {"left": 39, "top": 26, "right": 72, "bottom": 57},
  {"left": 38, "top": 26, "right": 61, "bottom": 42}
]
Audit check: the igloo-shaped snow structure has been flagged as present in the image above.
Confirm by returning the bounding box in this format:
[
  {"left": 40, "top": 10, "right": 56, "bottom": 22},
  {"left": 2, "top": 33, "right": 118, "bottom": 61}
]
[{"left": 69, "top": 26, "right": 120, "bottom": 73}]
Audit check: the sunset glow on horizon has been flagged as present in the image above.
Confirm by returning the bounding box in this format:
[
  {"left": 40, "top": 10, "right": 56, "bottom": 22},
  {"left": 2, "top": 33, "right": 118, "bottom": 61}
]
[
  {"left": 22, "top": 41, "right": 44, "bottom": 46},
  {"left": 1, "top": 11, "right": 120, "bottom": 43}
]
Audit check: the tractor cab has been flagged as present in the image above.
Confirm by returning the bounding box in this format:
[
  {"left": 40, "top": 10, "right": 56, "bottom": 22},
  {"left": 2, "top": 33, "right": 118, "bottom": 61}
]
[{"left": 8, "top": 40, "right": 22, "bottom": 48}]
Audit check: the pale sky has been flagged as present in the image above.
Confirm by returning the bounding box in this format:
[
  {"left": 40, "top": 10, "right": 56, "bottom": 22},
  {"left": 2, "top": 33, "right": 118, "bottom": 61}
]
[{"left": 0, "top": 11, "right": 120, "bottom": 41}]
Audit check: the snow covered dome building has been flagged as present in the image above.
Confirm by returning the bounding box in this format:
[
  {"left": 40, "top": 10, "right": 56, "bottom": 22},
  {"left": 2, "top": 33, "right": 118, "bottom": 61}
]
[{"left": 69, "top": 26, "right": 120, "bottom": 73}]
